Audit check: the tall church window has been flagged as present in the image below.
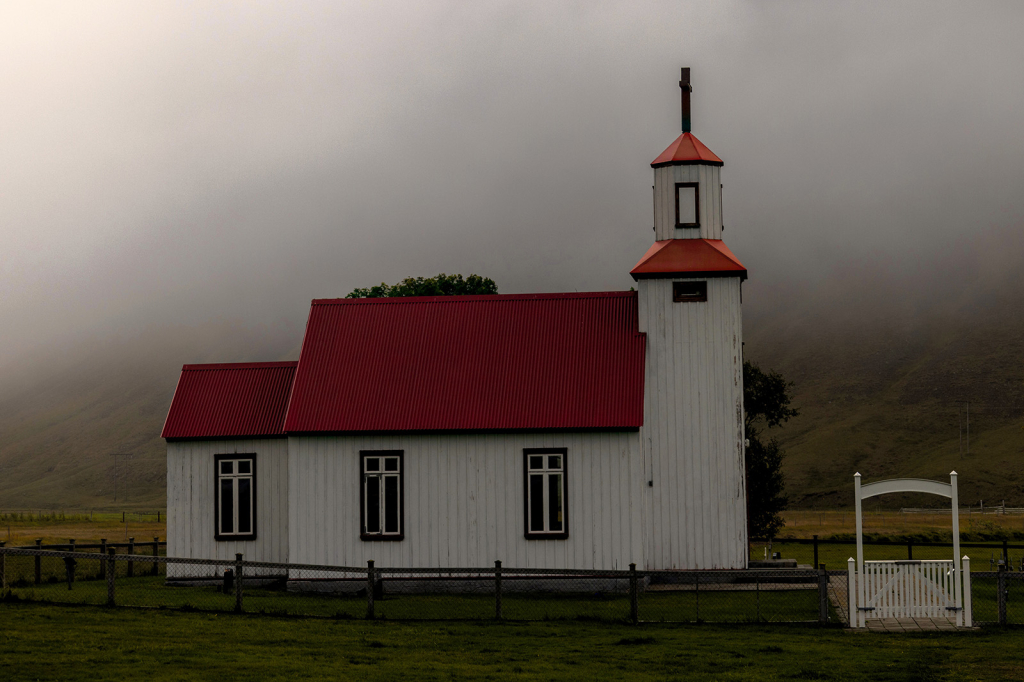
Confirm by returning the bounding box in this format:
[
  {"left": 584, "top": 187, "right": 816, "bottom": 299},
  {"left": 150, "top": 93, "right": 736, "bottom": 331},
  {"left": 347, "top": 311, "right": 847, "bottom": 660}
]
[
  {"left": 524, "top": 448, "right": 568, "bottom": 539},
  {"left": 361, "top": 451, "right": 404, "bottom": 540},
  {"left": 675, "top": 182, "right": 699, "bottom": 229},
  {"left": 215, "top": 454, "right": 256, "bottom": 540}
]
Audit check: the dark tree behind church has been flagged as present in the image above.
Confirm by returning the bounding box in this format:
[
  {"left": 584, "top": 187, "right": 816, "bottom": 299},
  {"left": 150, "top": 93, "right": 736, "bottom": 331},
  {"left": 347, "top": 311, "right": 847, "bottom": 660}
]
[
  {"left": 347, "top": 273, "right": 498, "bottom": 298},
  {"left": 743, "top": 361, "right": 798, "bottom": 539}
]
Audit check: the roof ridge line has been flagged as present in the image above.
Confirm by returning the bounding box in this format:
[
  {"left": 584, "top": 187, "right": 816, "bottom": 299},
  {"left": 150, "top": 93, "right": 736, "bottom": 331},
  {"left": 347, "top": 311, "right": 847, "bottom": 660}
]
[
  {"left": 182, "top": 361, "right": 298, "bottom": 371},
  {"left": 312, "top": 291, "right": 636, "bottom": 305}
]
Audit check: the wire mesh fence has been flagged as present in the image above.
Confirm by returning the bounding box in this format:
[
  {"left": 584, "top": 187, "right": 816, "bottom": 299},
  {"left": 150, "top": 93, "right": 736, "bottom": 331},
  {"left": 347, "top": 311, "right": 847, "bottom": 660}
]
[
  {"left": 7, "top": 542, "right": 1023, "bottom": 626},
  {"left": 1, "top": 550, "right": 110, "bottom": 606},
  {"left": 970, "top": 571, "right": 1024, "bottom": 625},
  {"left": 1, "top": 548, "right": 851, "bottom": 625},
  {"left": 637, "top": 569, "right": 832, "bottom": 624}
]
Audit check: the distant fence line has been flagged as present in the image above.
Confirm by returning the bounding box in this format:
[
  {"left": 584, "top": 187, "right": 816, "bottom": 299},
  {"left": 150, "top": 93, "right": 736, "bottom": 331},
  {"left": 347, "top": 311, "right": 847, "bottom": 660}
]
[
  {"left": 0, "top": 511, "right": 164, "bottom": 523},
  {"left": 751, "top": 537, "right": 1024, "bottom": 573},
  {"left": 5, "top": 538, "right": 164, "bottom": 552},
  {"left": 899, "top": 507, "right": 1024, "bottom": 515}
]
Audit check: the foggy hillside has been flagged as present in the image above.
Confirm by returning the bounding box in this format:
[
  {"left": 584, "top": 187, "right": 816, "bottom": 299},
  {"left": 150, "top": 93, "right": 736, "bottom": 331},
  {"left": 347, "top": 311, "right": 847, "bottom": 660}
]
[
  {"left": 745, "top": 226, "right": 1024, "bottom": 509},
  {"left": 1, "top": 229, "right": 1021, "bottom": 511},
  {"left": 0, "top": 321, "right": 297, "bottom": 510}
]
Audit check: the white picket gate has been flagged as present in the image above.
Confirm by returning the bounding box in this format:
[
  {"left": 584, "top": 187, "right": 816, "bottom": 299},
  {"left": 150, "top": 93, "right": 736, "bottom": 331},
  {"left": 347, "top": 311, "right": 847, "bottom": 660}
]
[
  {"left": 864, "top": 560, "right": 956, "bottom": 618},
  {"left": 849, "top": 557, "right": 971, "bottom": 627},
  {"left": 848, "top": 472, "right": 973, "bottom": 628}
]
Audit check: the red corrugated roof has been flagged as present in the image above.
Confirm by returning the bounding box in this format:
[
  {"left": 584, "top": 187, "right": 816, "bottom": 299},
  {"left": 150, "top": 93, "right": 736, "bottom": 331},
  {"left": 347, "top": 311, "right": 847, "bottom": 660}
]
[
  {"left": 651, "top": 132, "right": 723, "bottom": 167},
  {"left": 630, "top": 239, "right": 747, "bottom": 281},
  {"left": 284, "top": 292, "right": 646, "bottom": 433},
  {"left": 162, "top": 362, "right": 297, "bottom": 439}
]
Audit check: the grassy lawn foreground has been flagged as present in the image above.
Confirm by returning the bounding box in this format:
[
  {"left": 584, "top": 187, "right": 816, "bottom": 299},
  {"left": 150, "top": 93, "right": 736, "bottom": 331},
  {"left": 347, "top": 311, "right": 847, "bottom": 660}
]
[{"left": 2, "top": 603, "right": 1023, "bottom": 681}]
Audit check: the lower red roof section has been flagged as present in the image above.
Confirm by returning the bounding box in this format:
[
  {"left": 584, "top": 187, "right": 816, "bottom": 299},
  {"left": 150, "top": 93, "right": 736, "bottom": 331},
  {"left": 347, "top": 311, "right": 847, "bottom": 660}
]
[
  {"left": 630, "top": 239, "right": 747, "bottom": 281},
  {"left": 161, "top": 362, "right": 297, "bottom": 439},
  {"left": 284, "top": 292, "right": 646, "bottom": 433}
]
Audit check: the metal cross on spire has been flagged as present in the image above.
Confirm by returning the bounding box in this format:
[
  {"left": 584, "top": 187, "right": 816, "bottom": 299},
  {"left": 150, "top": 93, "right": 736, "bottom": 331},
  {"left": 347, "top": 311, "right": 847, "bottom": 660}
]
[{"left": 679, "top": 67, "right": 691, "bottom": 133}]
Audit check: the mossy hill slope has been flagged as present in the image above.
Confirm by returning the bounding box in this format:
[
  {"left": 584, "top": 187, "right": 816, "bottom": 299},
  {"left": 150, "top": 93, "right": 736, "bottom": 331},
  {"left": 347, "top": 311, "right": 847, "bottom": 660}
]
[{"left": 746, "top": 251, "right": 1024, "bottom": 509}]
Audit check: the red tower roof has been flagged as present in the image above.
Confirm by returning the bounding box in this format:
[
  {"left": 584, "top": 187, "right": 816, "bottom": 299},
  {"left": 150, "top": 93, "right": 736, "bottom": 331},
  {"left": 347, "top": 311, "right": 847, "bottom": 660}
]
[
  {"left": 651, "top": 132, "right": 723, "bottom": 168},
  {"left": 284, "top": 292, "right": 646, "bottom": 433},
  {"left": 630, "top": 239, "right": 746, "bottom": 280},
  {"left": 162, "top": 362, "right": 297, "bottom": 439}
]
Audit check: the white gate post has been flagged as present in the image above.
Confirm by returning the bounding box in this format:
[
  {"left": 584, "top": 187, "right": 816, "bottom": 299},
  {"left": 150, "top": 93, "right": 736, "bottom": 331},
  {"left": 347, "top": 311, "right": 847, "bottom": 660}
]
[
  {"left": 961, "top": 555, "right": 972, "bottom": 628},
  {"left": 854, "top": 473, "right": 864, "bottom": 626},
  {"left": 847, "top": 557, "right": 858, "bottom": 628},
  {"left": 950, "top": 471, "right": 961, "bottom": 622}
]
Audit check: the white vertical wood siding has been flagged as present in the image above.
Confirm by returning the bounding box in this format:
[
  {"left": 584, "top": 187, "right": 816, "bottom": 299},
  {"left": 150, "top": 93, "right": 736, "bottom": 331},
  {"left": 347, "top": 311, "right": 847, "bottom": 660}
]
[
  {"left": 166, "top": 439, "right": 289, "bottom": 574},
  {"left": 653, "top": 165, "right": 723, "bottom": 241},
  {"left": 638, "top": 277, "right": 746, "bottom": 569},
  {"left": 288, "top": 432, "right": 643, "bottom": 570}
]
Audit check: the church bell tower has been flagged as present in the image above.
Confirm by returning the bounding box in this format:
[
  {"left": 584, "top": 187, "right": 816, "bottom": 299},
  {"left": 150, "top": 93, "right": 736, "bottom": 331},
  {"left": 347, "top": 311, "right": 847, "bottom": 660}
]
[
  {"left": 650, "top": 68, "right": 725, "bottom": 242},
  {"left": 632, "top": 68, "right": 749, "bottom": 570}
]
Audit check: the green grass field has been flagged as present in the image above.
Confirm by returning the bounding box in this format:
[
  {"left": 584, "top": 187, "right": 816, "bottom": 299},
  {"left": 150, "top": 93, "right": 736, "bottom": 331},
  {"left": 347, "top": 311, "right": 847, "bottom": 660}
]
[{"left": 2, "top": 601, "right": 1024, "bottom": 681}]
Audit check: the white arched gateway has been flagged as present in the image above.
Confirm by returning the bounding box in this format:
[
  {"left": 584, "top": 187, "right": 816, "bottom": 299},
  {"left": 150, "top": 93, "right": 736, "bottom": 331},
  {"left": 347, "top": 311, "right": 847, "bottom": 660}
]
[{"left": 848, "top": 472, "right": 972, "bottom": 628}]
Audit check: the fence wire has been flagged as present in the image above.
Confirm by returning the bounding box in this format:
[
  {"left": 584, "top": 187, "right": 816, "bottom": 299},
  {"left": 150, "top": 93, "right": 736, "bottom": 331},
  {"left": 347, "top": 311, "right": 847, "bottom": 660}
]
[
  {"left": 18, "top": 549, "right": 1024, "bottom": 627},
  {"left": 0, "top": 549, "right": 849, "bottom": 625},
  {"left": 970, "top": 571, "right": 1024, "bottom": 625}
]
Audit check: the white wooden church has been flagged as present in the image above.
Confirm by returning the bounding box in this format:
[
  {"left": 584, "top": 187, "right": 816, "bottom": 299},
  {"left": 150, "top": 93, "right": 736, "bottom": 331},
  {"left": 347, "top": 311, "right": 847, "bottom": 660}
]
[{"left": 162, "top": 70, "right": 749, "bottom": 571}]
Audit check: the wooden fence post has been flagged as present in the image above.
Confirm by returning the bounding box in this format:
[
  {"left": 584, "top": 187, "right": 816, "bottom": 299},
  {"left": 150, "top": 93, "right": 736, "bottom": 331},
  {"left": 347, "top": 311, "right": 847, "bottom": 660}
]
[
  {"left": 152, "top": 537, "right": 159, "bottom": 576},
  {"left": 756, "top": 577, "right": 760, "bottom": 621},
  {"left": 1003, "top": 540, "right": 1009, "bottom": 567},
  {"left": 847, "top": 558, "right": 857, "bottom": 628},
  {"left": 234, "top": 553, "right": 243, "bottom": 614},
  {"left": 694, "top": 573, "right": 700, "bottom": 623},
  {"left": 106, "top": 548, "right": 116, "bottom": 607},
  {"left": 813, "top": 535, "right": 819, "bottom": 569},
  {"left": 998, "top": 563, "right": 1007, "bottom": 626},
  {"left": 962, "top": 555, "right": 972, "bottom": 628},
  {"left": 34, "top": 539, "right": 41, "bottom": 585},
  {"left": 366, "top": 560, "right": 375, "bottom": 620},
  {"left": 99, "top": 539, "right": 107, "bottom": 579},
  {"left": 68, "top": 538, "right": 76, "bottom": 587},
  {"left": 127, "top": 537, "right": 135, "bottom": 578},
  {"left": 494, "top": 560, "right": 502, "bottom": 621},
  {"left": 629, "top": 563, "right": 638, "bottom": 625},
  {"left": 818, "top": 563, "right": 828, "bottom": 625}
]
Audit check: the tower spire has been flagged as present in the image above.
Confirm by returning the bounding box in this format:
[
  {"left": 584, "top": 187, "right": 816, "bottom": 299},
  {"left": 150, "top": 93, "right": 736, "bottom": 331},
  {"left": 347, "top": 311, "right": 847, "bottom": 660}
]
[{"left": 679, "top": 67, "right": 691, "bottom": 133}]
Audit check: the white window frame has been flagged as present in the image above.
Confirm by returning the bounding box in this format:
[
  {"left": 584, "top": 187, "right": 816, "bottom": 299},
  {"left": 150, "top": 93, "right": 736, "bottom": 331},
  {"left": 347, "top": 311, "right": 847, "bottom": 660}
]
[
  {"left": 675, "top": 182, "right": 700, "bottom": 229},
  {"left": 361, "top": 451, "right": 404, "bottom": 540},
  {"left": 215, "top": 454, "right": 256, "bottom": 540},
  {"left": 524, "top": 448, "right": 568, "bottom": 539}
]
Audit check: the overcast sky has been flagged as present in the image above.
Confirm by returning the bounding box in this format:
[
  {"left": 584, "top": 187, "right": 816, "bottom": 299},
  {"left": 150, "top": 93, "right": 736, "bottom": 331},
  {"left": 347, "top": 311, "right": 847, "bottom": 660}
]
[{"left": 2, "top": 1, "right": 1023, "bottom": 369}]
